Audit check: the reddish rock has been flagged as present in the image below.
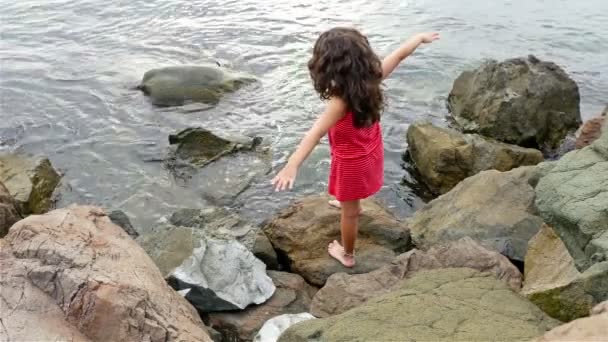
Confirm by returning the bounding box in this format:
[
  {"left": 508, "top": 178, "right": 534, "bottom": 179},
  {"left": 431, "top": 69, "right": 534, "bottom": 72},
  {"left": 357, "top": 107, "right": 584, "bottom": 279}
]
[{"left": 575, "top": 107, "right": 606, "bottom": 149}]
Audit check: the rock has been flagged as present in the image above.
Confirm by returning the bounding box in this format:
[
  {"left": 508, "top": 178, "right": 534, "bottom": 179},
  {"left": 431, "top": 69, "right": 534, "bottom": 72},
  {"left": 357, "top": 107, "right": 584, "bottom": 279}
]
[
  {"left": 592, "top": 300, "right": 608, "bottom": 315},
  {"left": 254, "top": 313, "right": 316, "bottom": 342},
  {"left": 208, "top": 271, "right": 317, "bottom": 341},
  {"left": 0, "top": 181, "right": 20, "bottom": 237},
  {"left": 280, "top": 268, "right": 558, "bottom": 342},
  {"left": 575, "top": 106, "right": 607, "bottom": 149},
  {"left": 168, "top": 238, "right": 275, "bottom": 312},
  {"left": 447, "top": 55, "right": 581, "bottom": 150},
  {"left": 253, "top": 231, "right": 279, "bottom": 270},
  {"left": 534, "top": 301, "right": 608, "bottom": 342},
  {"left": 0, "top": 154, "right": 61, "bottom": 215},
  {"left": 138, "top": 65, "right": 256, "bottom": 106},
  {"left": 523, "top": 224, "right": 608, "bottom": 321},
  {"left": 311, "top": 237, "right": 522, "bottom": 317},
  {"left": 108, "top": 210, "right": 138, "bottom": 238},
  {"left": 2, "top": 206, "right": 211, "bottom": 342},
  {"left": 263, "top": 195, "right": 412, "bottom": 286},
  {"left": 408, "top": 166, "right": 543, "bottom": 262},
  {"left": 406, "top": 121, "right": 544, "bottom": 195},
  {"left": 535, "top": 132, "right": 608, "bottom": 271}
]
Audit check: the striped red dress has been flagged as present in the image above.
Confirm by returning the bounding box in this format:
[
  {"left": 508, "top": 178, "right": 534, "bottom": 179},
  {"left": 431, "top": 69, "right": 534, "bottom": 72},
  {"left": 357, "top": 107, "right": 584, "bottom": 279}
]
[{"left": 327, "top": 112, "right": 384, "bottom": 202}]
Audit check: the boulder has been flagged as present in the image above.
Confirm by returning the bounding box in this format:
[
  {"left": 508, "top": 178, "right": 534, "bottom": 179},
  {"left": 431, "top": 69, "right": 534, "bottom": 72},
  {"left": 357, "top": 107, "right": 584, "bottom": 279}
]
[
  {"left": 447, "top": 55, "right": 581, "bottom": 150},
  {"left": 406, "top": 121, "right": 543, "bottom": 195},
  {"left": 575, "top": 106, "right": 607, "bottom": 149},
  {"left": 0, "top": 181, "right": 20, "bottom": 237},
  {"left": 0, "top": 154, "right": 61, "bottom": 214},
  {"left": 108, "top": 210, "right": 138, "bottom": 238},
  {"left": 535, "top": 132, "right": 608, "bottom": 271},
  {"left": 408, "top": 166, "right": 543, "bottom": 262},
  {"left": 280, "top": 268, "right": 558, "bottom": 342},
  {"left": 208, "top": 271, "right": 317, "bottom": 341},
  {"left": 253, "top": 230, "right": 279, "bottom": 270},
  {"left": 523, "top": 224, "right": 608, "bottom": 321},
  {"left": 263, "top": 195, "right": 412, "bottom": 286},
  {"left": 2, "top": 206, "right": 211, "bottom": 342},
  {"left": 138, "top": 65, "right": 256, "bottom": 106},
  {"left": 311, "top": 237, "right": 522, "bottom": 317},
  {"left": 254, "top": 313, "right": 316, "bottom": 342},
  {"left": 534, "top": 301, "right": 608, "bottom": 342},
  {"left": 168, "top": 238, "right": 275, "bottom": 312}
]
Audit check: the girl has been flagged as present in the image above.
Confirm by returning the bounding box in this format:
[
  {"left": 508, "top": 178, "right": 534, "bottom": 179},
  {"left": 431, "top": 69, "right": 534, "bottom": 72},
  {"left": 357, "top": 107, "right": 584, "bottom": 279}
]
[{"left": 272, "top": 28, "right": 440, "bottom": 267}]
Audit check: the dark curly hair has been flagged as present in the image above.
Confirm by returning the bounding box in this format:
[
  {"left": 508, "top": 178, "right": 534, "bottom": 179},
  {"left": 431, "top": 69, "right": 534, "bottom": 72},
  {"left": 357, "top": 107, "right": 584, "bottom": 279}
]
[{"left": 308, "top": 27, "right": 384, "bottom": 128}]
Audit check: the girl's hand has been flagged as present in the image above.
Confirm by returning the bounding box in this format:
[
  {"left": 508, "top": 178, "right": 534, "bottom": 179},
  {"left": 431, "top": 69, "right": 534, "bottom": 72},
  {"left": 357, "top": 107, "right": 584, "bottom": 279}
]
[
  {"left": 418, "top": 32, "right": 440, "bottom": 44},
  {"left": 272, "top": 165, "right": 297, "bottom": 191}
]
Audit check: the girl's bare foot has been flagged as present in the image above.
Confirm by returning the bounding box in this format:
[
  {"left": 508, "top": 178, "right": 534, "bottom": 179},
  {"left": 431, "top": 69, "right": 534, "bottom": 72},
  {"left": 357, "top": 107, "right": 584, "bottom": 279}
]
[
  {"left": 328, "top": 200, "right": 362, "bottom": 215},
  {"left": 328, "top": 240, "right": 355, "bottom": 268}
]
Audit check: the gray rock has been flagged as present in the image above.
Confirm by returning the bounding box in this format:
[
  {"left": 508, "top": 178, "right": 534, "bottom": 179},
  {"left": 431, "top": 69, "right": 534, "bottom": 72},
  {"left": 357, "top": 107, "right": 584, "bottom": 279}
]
[
  {"left": 109, "top": 210, "right": 138, "bottom": 238},
  {"left": 448, "top": 55, "right": 581, "bottom": 150},
  {"left": 253, "top": 231, "right": 279, "bottom": 270},
  {"left": 0, "top": 181, "right": 20, "bottom": 237},
  {"left": 168, "top": 238, "right": 276, "bottom": 311},
  {"left": 254, "top": 313, "right": 316, "bottom": 342}
]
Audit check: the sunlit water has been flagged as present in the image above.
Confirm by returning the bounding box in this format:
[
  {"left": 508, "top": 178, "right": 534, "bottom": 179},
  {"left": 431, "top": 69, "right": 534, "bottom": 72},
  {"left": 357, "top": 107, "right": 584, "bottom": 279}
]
[{"left": 1, "top": 0, "right": 607, "bottom": 230}]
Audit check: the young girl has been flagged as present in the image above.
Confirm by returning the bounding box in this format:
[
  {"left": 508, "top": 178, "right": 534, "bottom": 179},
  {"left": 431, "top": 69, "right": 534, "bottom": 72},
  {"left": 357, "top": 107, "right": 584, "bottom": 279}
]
[{"left": 272, "top": 28, "right": 440, "bottom": 267}]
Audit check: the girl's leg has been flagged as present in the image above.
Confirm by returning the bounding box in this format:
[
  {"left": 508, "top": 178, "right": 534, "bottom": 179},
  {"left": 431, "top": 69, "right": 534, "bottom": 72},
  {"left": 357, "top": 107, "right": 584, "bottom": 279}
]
[
  {"left": 328, "top": 198, "right": 362, "bottom": 215},
  {"left": 328, "top": 199, "right": 359, "bottom": 267}
]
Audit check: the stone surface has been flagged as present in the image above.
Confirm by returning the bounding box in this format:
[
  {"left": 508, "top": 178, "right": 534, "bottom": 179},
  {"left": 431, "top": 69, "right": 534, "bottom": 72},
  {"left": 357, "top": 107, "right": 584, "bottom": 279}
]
[
  {"left": 109, "top": 209, "right": 138, "bottom": 238},
  {"left": 406, "top": 121, "right": 543, "bottom": 195},
  {"left": 280, "top": 268, "right": 558, "bottom": 342},
  {"left": 575, "top": 106, "right": 607, "bottom": 149},
  {"left": 447, "top": 55, "right": 581, "bottom": 150},
  {"left": 535, "top": 132, "right": 608, "bottom": 271},
  {"left": 0, "top": 181, "right": 20, "bottom": 237},
  {"left": 208, "top": 271, "right": 317, "bottom": 341},
  {"left": 523, "top": 225, "right": 608, "bottom": 322},
  {"left": 253, "top": 230, "right": 279, "bottom": 270},
  {"left": 311, "top": 237, "right": 522, "bottom": 317},
  {"left": 408, "top": 166, "right": 543, "bottom": 261},
  {"left": 535, "top": 301, "right": 608, "bottom": 342},
  {"left": 0, "top": 154, "right": 61, "bottom": 214},
  {"left": 263, "top": 195, "right": 412, "bottom": 286},
  {"left": 168, "top": 238, "right": 275, "bottom": 312},
  {"left": 138, "top": 65, "right": 256, "bottom": 106},
  {"left": 2, "top": 206, "right": 211, "bottom": 342},
  {"left": 254, "top": 313, "right": 316, "bottom": 342}
]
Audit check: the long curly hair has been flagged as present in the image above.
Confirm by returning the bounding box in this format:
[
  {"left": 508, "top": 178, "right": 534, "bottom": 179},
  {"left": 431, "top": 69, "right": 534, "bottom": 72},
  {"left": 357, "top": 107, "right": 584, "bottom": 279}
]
[{"left": 308, "top": 27, "right": 384, "bottom": 128}]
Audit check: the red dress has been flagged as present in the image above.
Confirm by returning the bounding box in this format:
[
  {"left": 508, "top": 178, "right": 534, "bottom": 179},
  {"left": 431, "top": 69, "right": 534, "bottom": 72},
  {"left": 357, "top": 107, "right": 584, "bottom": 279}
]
[{"left": 328, "top": 112, "right": 384, "bottom": 202}]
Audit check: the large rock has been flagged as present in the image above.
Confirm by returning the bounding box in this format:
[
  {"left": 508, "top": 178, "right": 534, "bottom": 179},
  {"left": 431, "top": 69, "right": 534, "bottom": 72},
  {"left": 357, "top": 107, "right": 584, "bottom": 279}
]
[
  {"left": 263, "top": 195, "right": 412, "bottom": 286},
  {"left": 523, "top": 224, "right": 608, "bottom": 321},
  {"left": 406, "top": 121, "right": 543, "bottom": 195},
  {"left": 447, "top": 55, "right": 581, "bottom": 150},
  {"left": 208, "top": 271, "right": 317, "bottom": 341},
  {"left": 280, "top": 268, "right": 558, "bottom": 342},
  {"left": 254, "top": 313, "right": 316, "bottom": 342},
  {"left": 138, "top": 65, "right": 256, "bottom": 106},
  {"left": 311, "top": 237, "right": 522, "bottom": 318},
  {"left": 535, "top": 132, "right": 608, "bottom": 271},
  {"left": 0, "top": 181, "right": 20, "bottom": 237},
  {"left": 0, "top": 154, "right": 61, "bottom": 214},
  {"left": 2, "top": 206, "right": 211, "bottom": 342},
  {"left": 535, "top": 301, "right": 608, "bottom": 341},
  {"left": 408, "top": 166, "right": 543, "bottom": 262},
  {"left": 575, "top": 106, "right": 607, "bottom": 149}
]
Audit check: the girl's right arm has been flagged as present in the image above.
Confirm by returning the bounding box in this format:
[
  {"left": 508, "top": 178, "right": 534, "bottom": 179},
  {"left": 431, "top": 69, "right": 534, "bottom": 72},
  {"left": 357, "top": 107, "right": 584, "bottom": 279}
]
[{"left": 382, "top": 32, "right": 440, "bottom": 79}]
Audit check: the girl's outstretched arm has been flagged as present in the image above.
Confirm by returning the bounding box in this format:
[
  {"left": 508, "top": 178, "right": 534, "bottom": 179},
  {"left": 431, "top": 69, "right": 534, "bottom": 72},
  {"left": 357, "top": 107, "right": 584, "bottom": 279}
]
[
  {"left": 382, "top": 32, "right": 440, "bottom": 79},
  {"left": 272, "top": 97, "right": 347, "bottom": 191}
]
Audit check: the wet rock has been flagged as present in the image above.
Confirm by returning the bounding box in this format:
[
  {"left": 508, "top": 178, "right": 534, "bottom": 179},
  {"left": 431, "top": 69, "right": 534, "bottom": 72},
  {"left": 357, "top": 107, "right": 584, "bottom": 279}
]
[
  {"left": 253, "top": 230, "right": 279, "bottom": 270},
  {"left": 534, "top": 301, "right": 608, "bottom": 342},
  {"left": 108, "top": 210, "right": 138, "bottom": 238},
  {"left": 263, "top": 195, "right": 412, "bottom": 286},
  {"left": 406, "top": 121, "right": 543, "bottom": 195},
  {"left": 535, "top": 132, "right": 608, "bottom": 271},
  {"left": 254, "top": 313, "right": 316, "bottom": 342},
  {"left": 0, "top": 181, "right": 20, "bottom": 237},
  {"left": 311, "top": 237, "right": 522, "bottom": 317},
  {"left": 208, "top": 271, "right": 316, "bottom": 341},
  {"left": 168, "top": 238, "right": 275, "bottom": 312},
  {"left": 2, "top": 206, "right": 211, "bottom": 342},
  {"left": 448, "top": 55, "right": 581, "bottom": 150},
  {"left": 575, "top": 106, "right": 607, "bottom": 149},
  {"left": 280, "top": 268, "right": 558, "bottom": 342},
  {"left": 0, "top": 154, "right": 61, "bottom": 214},
  {"left": 523, "top": 224, "right": 608, "bottom": 321},
  {"left": 138, "top": 65, "right": 256, "bottom": 106},
  {"left": 408, "top": 166, "right": 543, "bottom": 262}
]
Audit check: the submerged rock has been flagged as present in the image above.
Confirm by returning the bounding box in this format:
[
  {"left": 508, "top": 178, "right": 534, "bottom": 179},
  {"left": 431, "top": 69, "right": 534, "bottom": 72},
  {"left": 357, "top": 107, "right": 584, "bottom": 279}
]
[
  {"left": 448, "top": 55, "right": 581, "bottom": 150},
  {"left": 0, "top": 154, "right": 61, "bottom": 215},
  {"left": 263, "top": 195, "right": 412, "bottom": 286},
  {"left": 254, "top": 313, "right": 316, "bottom": 342},
  {"left": 138, "top": 65, "right": 256, "bottom": 106},
  {"left": 0, "top": 181, "right": 20, "bottom": 237},
  {"left": 406, "top": 121, "right": 543, "bottom": 195},
  {"left": 535, "top": 300, "right": 608, "bottom": 341},
  {"left": 280, "top": 268, "right": 558, "bottom": 342}
]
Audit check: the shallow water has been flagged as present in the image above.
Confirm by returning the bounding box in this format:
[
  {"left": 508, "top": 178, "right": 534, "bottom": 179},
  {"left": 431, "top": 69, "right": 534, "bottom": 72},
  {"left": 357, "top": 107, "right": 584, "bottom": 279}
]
[{"left": 1, "top": 0, "right": 607, "bottom": 229}]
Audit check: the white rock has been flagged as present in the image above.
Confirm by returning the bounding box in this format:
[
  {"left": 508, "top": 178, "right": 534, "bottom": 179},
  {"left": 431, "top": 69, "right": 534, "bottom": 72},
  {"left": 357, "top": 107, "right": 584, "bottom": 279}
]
[{"left": 254, "top": 313, "right": 316, "bottom": 342}]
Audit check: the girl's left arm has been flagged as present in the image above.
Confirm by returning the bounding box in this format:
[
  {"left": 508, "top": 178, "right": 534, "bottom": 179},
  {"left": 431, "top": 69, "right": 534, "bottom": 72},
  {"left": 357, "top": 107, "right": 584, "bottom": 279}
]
[{"left": 272, "top": 97, "right": 347, "bottom": 191}]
